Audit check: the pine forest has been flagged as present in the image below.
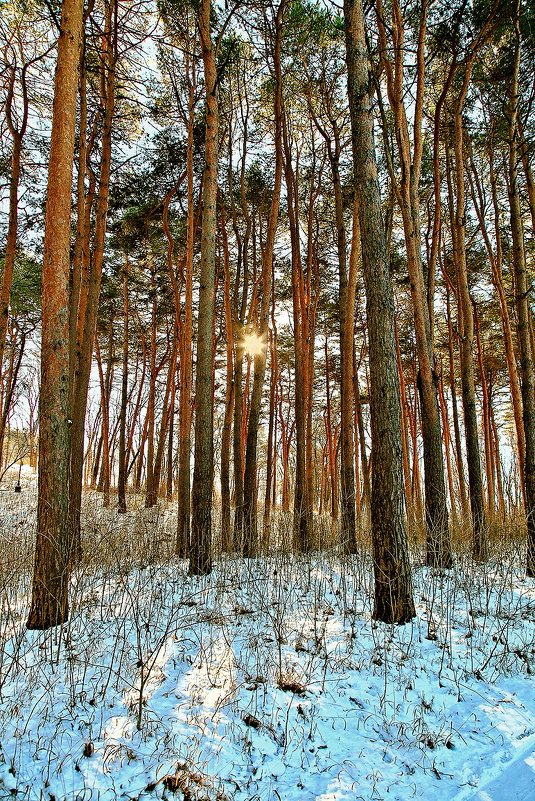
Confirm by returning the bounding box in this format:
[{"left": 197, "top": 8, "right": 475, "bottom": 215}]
[{"left": 1, "top": 0, "right": 535, "bottom": 798}]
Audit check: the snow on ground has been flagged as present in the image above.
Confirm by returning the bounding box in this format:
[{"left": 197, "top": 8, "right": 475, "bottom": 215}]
[{"left": 0, "top": 486, "right": 534, "bottom": 801}]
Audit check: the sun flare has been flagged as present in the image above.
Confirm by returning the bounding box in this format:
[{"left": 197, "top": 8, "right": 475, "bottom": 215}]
[{"left": 243, "top": 332, "right": 265, "bottom": 357}]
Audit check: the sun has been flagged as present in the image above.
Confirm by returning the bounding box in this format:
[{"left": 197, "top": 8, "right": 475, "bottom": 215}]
[{"left": 243, "top": 331, "right": 266, "bottom": 357}]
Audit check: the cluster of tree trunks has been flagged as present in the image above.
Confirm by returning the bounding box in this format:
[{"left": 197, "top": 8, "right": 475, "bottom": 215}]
[{"left": 0, "top": 0, "right": 530, "bottom": 631}]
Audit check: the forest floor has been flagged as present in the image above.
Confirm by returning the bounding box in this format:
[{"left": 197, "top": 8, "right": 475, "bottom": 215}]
[{"left": 1, "top": 470, "right": 535, "bottom": 801}]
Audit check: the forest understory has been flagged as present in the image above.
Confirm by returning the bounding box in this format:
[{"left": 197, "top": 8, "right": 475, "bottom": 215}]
[{"left": 1, "top": 470, "right": 535, "bottom": 801}]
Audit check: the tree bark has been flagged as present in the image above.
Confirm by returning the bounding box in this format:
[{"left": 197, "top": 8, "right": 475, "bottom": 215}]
[
  {"left": 451, "top": 99, "right": 487, "bottom": 561},
  {"left": 190, "top": 0, "right": 218, "bottom": 575},
  {"left": 220, "top": 203, "right": 234, "bottom": 551},
  {"left": 144, "top": 249, "right": 158, "bottom": 508},
  {"left": 344, "top": 0, "right": 415, "bottom": 623},
  {"left": 376, "top": 0, "right": 451, "bottom": 568},
  {"left": 118, "top": 258, "right": 129, "bottom": 512},
  {"left": 468, "top": 144, "right": 526, "bottom": 501},
  {"left": 69, "top": 0, "right": 116, "bottom": 556},
  {"left": 339, "top": 192, "right": 359, "bottom": 552},
  {"left": 242, "top": 1, "right": 285, "bottom": 557},
  {"left": 507, "top": 5, "right": 535, "bottom": 576},
  {"left": 176, "top": 54, "right": 196, "bottom": 557},
  {"left": 27, "top": 0, "right": 84, "bottom": 630},
  {"left": 0, "top": 60, "right": 28, "bottom": 374}
]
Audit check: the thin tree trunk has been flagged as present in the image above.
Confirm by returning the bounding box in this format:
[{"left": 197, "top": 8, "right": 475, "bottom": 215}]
[
  {"left": 307, "top": 70, "right": 357, "bottom": 551},
  {"left": 0, "top": 331, "right": 25, "bottom": 466},
  {"left": 395, "top": 318, "right": 415, "bottom": 525},
  {"left": 151, "top": 331, "right": 179, "bottom": 502},
  {"left": 376, "top": 0, "right": 451, "bottom": 568},
  {"left": 220, "top": 204, "right": 234, "bottom": 551},
  {"left": 69, "top": 0, "right": 116, "bottom": 557},
  {"left": 176, "top": 56, "right": 196, "bottom": 557},
  {"left": 166, "top": 372, "right": 176, "bottom": 500},
  {"left": 263, "top": 322, "right": 277, "bottom": 547},
  {"left": 94, "top": 335, "right": 111, "bottom": 507},
  {"left": 473, "top": 301, "right": 494, "bottom": 517},
  {"left": 451, "top": 102, "right": 487, "bottom": 560},
  {"left": 324, "top": 337, "right": 338, "bottom": 521},
  {"left": 283, "top": 124, "right": 311, "bottom": 553},
  {"left": 242, "top": 1, "right": 285, "bottom": 558},
  {"left": 444, "top": 280, "right": 469, "bottom": 520},
  {"left": 446, "top": 3, "right": 501, "bottom": 557},
  {"left": 438, "top": 369, "right": 458, "bottom": 529},
  {"left": 190, "top": 0, "right": 218, "bottom": 575},
  {"left": 468, "top": 146, "right": 526, "bottom": 499},
  {"left": 118, "top": 258, "right": 129, "bottom": 513},
  {"left": 353, "top": 365, "right": 371, "bottom": 512},
  {"left": 0, "top": 60, "right": 28, "bottom": 372},
  {"left": 490, "top": 405, "right": 505, "bottom": 518},
  {"left": 339, "top": 193, "right": 359, "bottom": 552},
  {"left": 144, "top": 249, "right": 158, "bottom": 508},
  {"left": 508, "top": 6, "right": 535, "bottom": 576}
]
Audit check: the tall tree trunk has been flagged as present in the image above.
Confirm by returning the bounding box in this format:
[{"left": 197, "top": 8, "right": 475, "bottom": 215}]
[
  {"left": 304, "top": 184, "right": 321, "bottom": 543},
  {"left": 27, "top": 0, "right": 84, "bottom": 630},
  {"left": 230, "top": 164, "right": 251, "bottom": 550},
  {"left": 344, "top": 0, "right": 415, "bottom": 623},
  {"left": 451, "top": 101, "right": 487, "bottom": 560},
  {"left": 376, "top": 0, "right": 451, "bottom": 568},
  {"left": 69, "top": 0, "right": 116, "bottom": 557},
  {"left": 508, "top": 5, "right": 535, "bottom": 576},
  {"left": 190, "top": 0, "right": 218, "bottom": 575},
  {"left": 444, "top": 279, "right": 470, "bottom": 519},
  {"left": 283, "top": 122, "right": 311, "bottom": 553},
  {"left": 263, "top": 319, "right": 277, "bottom": 547},
  {"left": 220, "top": 204, "right": 234, "bottom": 551},
  {"left": 166, "top": 373, "right": 176, "bottom": 500},
  {"left": 339, "top": 192, "right": 359, "bottom": 552},
  {"left": 473, "top": 301, "right": 494, "bottom": 516},
  {"left": 468, "top": 144, "right": 526, "bottom": 499},
  {"left": 176, "top": 55, "right": 196, "bottom": 557},
  {"left": 0, "top": 60, "right": 28, "bottom": 373},
  {"left": 144, "top": 250, "right": 158, "bottom": 508},
  {"left": 446, "top": 1, "right": 501, "bottom": 557},
  {"left": 118, "top": 258, "right": 129, "bottom": 513},
  {"left": 242, "top": 1, "right": 285, "bottom": 558},
  {"left": 232, "top": 342, "right": 245, "bottom": 545}
]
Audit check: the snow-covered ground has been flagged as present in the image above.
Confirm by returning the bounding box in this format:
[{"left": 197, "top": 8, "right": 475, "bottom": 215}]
[{"left": 0, "top": 483, "right": 534, "bottom": 801}]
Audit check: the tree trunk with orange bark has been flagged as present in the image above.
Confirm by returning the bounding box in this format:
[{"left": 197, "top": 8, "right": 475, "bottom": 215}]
[{"left": 27, "top": 0, "right": 84, "bottom": 630}]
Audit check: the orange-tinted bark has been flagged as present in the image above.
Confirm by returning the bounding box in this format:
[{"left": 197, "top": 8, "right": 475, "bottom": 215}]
[{"left": 27, "top": 0, "right": 84, "bottom": 630}]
